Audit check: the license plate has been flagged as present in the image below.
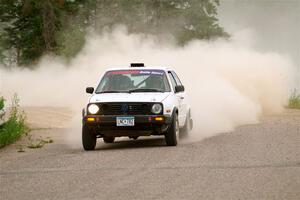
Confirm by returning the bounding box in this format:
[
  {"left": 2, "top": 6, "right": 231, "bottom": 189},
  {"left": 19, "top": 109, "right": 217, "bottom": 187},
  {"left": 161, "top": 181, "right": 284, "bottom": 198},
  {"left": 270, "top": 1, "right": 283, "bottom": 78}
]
[{"left": 116, "top": 116, "right": 135, "bottom": 126}]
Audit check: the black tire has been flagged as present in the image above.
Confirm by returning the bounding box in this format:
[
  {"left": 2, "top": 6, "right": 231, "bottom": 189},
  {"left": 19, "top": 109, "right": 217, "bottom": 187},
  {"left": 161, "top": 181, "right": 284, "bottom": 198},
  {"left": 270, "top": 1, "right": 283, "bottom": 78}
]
[
  {"left": 165, "top": 114, "right": 179, "bottom": 146},
  {"left": 82, "top": 125, "right": 97, "bottom": 151},
  {"left": 103, "top": 136, "right": 115, "bottom": 143},
  {"left": 180, "top": 111, "right": 192, "bottom": 138}
]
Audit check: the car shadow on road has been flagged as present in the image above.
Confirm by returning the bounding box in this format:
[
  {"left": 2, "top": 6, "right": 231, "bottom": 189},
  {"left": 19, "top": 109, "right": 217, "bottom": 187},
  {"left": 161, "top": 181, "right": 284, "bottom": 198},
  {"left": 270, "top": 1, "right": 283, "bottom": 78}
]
[{"left": 94, "top": 137, "right": 167, "bottom": 151}]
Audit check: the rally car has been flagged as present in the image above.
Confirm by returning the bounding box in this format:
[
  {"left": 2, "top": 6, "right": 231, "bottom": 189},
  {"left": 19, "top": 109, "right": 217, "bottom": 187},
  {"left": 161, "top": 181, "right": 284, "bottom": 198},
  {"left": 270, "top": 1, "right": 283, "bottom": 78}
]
[{"left": 82, "top": 63, "right": 193, "bottom": 150}]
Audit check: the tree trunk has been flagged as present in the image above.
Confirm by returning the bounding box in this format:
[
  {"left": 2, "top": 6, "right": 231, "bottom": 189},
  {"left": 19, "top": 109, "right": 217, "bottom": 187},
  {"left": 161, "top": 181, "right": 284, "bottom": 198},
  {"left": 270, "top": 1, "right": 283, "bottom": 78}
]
[{"left": 42, "top": 0, "right": 56, "bottom": 52}]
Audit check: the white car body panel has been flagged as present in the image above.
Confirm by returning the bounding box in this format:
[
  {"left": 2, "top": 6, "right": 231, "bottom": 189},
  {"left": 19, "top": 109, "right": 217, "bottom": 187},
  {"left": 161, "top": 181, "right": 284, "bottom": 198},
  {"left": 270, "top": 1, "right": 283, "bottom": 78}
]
[{"left": 89, "top": 93, "right": 171, "bottom": 104}]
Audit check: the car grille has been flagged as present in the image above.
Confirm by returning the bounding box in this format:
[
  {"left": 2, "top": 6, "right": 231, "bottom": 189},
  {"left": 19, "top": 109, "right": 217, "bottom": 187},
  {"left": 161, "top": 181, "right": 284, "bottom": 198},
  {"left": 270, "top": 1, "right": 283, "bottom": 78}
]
[{"left": 96, "top": 103, "right": 155, "bottom": 115}]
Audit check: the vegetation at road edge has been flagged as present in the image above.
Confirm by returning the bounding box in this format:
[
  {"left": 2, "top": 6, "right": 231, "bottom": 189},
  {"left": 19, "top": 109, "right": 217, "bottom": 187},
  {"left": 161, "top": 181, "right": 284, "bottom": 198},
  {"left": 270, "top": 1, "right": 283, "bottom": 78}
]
[
  {"left": 27, "top": 137, "right": 54, "bottom": 149},
  {"left": 0, "top": 95, "right": 28, "bottom": 148},
  {"left": 0, "top": 96, "right": 4, "bottom": 110},
  {"left": 288, "top": 90, "right": 300, "bottom": 109}
]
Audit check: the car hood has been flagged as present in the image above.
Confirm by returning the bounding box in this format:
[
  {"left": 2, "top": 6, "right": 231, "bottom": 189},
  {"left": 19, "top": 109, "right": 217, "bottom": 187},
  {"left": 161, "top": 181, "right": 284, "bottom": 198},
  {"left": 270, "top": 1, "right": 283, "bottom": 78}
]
[{"left": 89, "top": 92, "right": 171, "bottom": 103}]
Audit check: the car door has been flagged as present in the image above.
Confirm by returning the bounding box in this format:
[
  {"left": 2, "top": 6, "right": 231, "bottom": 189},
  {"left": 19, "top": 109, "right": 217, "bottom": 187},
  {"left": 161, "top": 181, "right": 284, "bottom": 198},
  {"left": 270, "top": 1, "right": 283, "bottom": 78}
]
[{"left": 167, "top": 71, "right": 187, "bottom": 127}]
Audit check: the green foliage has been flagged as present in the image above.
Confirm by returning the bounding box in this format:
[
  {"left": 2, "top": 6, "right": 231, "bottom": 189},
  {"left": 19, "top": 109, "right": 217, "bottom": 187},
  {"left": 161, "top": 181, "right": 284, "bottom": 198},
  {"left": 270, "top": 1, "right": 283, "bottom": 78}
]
[
  {"left": 0, "top": 0, "right": 228, "bottom": 66},
  {"left": 0, "top": 96, "right": 4, "bottom": 110},
  {"left": 0, "top": 95, "right": 28, "bottom": 148},
  {"left": 56, "top": 26, "right": 86, "bottom": 58},
  {"left": 0, "top": 0, "right": 79, "bottom": 66},
  {"left": 56, "top": 0, "right": 229, "bottom": 57},
  {"left": 288, "top": 90, "right": 300, "bottom": 109},
  {"left": 88, "top": 0, "right": 229, "bottom": 44},
  {"left": 56, "top": 0, "right": 88, "bottom": 58}
]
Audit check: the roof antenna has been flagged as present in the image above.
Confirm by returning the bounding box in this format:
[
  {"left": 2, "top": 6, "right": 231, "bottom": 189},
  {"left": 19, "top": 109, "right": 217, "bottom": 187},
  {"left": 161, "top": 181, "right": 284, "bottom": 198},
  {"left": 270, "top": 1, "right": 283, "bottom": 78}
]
[{"left": 130, "top": 63, "right": 145, "bottom": 67}]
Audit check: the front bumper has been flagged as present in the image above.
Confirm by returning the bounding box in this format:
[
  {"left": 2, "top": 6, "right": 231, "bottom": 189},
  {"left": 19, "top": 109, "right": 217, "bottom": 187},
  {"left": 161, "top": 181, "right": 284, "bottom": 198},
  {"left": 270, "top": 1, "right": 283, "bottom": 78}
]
[{"left": 83, "top": 115, "right": 172, "bottom": 137}]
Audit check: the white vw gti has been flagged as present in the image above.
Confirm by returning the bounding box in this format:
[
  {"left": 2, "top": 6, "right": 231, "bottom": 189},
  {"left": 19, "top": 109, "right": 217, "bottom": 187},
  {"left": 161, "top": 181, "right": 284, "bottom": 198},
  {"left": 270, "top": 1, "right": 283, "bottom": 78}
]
[{"left": 82, "top": 63, "right": 193, "bottom": 150}]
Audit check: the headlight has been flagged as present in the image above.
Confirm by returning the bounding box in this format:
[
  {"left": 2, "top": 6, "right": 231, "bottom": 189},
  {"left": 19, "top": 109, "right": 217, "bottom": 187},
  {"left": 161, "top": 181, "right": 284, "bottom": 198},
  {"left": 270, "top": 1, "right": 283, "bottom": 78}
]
[
  {"left": 88, "top": 104, "right": 99, "bottom": 114},
  {"left": 151, "top": 104, "right": 162, "bottom": 114}
]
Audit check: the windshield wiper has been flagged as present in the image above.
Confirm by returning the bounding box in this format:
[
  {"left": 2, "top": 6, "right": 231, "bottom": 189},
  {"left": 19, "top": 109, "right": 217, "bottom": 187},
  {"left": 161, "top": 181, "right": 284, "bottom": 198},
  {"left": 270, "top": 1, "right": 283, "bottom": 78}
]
[
  {"left": 129, "top": 88, "right": 164, "bottom": 93},
  {"left": 98, "top": 90, "right": 128, "bottom": 94}
]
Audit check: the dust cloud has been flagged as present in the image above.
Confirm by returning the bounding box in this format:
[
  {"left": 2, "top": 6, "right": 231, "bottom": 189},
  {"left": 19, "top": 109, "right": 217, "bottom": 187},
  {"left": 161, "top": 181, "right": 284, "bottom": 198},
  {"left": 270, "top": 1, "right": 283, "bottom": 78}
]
[{"left": 0, "top": 27, "right": 296, "bottom": 142}]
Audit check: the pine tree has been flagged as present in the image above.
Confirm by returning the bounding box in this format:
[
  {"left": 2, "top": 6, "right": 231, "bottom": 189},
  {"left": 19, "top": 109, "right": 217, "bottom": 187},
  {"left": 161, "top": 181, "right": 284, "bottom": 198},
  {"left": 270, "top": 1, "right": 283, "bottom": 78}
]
[
  {"left": 0, "top": 0, "right": 228, "bottom": 66},
  {"left": 90, "top": 0, "right": 228, "bottom": 43},
  {"left": 0, "top": 0, "right": 77, "bottom": 66}
]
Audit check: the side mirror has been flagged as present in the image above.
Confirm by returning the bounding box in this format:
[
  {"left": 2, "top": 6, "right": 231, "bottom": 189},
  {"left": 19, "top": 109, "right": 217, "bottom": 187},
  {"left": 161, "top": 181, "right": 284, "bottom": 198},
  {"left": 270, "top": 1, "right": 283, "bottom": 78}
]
[
  {"left": 175, "top": 85, "right": 185, "bottom": 93},
  {"left": 86, "top": 87, "right": 94, "bottom": 94}
]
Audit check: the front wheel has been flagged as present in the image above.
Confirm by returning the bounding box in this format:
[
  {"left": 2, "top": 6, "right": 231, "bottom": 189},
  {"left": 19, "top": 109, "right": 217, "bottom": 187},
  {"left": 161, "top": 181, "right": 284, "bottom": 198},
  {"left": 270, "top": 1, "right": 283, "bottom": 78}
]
[
  {"left": 165, "top": 114, "right": 179, "bottom": 146},
  {"left": 82, "top": 125, "right": 97, "bottom": 150}
]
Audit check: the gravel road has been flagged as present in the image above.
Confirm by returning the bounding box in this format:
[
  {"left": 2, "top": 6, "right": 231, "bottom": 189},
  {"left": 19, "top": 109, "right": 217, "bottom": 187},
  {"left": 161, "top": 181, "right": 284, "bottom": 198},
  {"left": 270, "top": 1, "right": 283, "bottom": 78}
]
[{"left": 0, "top": 108, "right": 299, "bottom": 200}]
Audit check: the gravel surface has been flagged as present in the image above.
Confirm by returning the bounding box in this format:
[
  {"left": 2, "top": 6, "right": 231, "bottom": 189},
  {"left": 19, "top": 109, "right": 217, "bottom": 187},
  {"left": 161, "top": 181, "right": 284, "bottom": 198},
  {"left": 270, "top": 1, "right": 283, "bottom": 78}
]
[{"left": 0, "top": 108, "right": 299, "bottom": 200}]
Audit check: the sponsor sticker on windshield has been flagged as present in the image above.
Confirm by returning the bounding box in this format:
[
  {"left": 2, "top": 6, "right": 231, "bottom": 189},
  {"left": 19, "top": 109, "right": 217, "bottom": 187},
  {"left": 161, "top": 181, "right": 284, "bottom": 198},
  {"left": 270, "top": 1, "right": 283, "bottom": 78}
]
[{"left": 107, "top": 70, "right": 164, "bottom": 76}]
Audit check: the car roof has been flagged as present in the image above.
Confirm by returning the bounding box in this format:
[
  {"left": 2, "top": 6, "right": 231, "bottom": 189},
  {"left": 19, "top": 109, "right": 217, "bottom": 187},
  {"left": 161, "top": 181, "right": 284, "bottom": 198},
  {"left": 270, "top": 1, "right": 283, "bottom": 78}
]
[{"left": 104, "top": 66, "right": 173, "bottom": 72}]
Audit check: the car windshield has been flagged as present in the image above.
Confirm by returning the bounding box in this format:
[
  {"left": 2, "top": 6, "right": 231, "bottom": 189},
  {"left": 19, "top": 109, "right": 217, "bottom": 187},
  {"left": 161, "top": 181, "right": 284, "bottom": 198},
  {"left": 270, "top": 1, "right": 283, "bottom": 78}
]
[{"left": 95, "top": 70, "right": 171, "bottom": 93}]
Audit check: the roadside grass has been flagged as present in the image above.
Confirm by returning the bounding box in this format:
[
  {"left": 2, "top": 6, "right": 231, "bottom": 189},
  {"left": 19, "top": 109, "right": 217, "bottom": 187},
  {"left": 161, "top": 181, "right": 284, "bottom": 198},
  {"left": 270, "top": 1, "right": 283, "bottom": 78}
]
[
  {"left": 0, "top": 95, "right": 29, "bottom": 148},
  {"left": 0, "top": 95, "right": 54, "bottom": 151},
  {"left": 0, "top": 97, "right": 4, "bottom": 110},
  {"left": 288, "top": 90, "right": 300, "bottom": 109}
]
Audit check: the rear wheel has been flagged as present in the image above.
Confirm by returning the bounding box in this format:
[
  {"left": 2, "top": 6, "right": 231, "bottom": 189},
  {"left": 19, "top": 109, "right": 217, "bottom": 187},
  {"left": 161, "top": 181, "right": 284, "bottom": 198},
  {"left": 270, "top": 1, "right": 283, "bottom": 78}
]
[
  {"left": 103, "top": 136, "right": 115, "bottom": 143},
  {"left": 82, "top": 125, "right": 97, "bottom": 151},
  {"left": 165, "top": 114, "right": 179, "bottom": 146}
]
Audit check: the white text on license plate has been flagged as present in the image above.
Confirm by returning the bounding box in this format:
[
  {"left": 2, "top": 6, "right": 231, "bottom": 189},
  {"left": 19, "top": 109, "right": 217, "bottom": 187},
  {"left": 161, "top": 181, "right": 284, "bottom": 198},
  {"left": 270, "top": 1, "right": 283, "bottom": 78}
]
[{"left": 116, "top": 117, "right": 135, "bottom": 126}]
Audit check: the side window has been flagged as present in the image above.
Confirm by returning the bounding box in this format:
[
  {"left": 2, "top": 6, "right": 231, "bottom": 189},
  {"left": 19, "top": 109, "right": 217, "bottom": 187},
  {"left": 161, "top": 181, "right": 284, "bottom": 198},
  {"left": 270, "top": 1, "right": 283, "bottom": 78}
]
[
  {"left": 168, "top": 71, "right": 177, "bottom": 91},
  {"left": 171, "top": 71, "right": 183, "bottom": 86}
]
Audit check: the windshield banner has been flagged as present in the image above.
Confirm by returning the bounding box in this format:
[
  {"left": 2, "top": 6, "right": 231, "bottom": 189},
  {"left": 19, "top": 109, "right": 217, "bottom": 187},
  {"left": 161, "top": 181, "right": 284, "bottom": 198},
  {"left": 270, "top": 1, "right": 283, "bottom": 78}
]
[{"left": 107, "top": 70, "right": 164, "bottom": 76}]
